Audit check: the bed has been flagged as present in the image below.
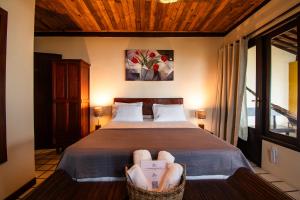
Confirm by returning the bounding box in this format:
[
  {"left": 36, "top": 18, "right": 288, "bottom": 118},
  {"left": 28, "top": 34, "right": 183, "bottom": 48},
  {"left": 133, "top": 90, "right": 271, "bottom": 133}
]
[{"left": 57, "top": 98, "right": 251, "bottom": 181}]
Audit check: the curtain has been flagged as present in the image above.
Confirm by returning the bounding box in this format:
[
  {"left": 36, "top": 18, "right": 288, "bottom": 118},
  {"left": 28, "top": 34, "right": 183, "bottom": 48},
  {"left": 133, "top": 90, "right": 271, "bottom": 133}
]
[
  {"left": 239, "top": 90, "right": 249, "bottom": 141},
  {"left": 212, "top": 38, "right": 248, "bottom": 146}
]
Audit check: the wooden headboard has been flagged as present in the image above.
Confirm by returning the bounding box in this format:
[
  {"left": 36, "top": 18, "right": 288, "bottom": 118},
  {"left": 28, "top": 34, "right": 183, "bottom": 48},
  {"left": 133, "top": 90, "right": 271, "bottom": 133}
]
[{"left": 113, "top": 98, "right": 183, "bottom": 115}]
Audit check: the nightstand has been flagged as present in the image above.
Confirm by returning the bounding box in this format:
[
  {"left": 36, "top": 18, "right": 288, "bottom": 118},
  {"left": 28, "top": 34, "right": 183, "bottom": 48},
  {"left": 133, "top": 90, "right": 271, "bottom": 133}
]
[
  {"left": 199, "top": 127, "right": 213, "bottom": 134},
  {"left": 198, "top": 124, "right": 204, "bottom": 129},
  {"left": 95, "top": 125, "right": 101, "bottom": 130}
]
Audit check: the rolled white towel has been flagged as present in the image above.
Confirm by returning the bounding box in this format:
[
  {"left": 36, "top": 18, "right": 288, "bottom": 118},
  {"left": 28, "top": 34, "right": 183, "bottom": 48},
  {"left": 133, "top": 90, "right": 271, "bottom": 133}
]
[
  {"left": 157, "top": 151, "right": 175, "bottom": 164},
  {"left": 133, "top": 149, "right": 152, "bottom": 165},
  {"left": 158, "top": 163, "right": 183, "bottom": 192},
  {"left": 127, "top": 164, "right": 152, "bottom": 190}
]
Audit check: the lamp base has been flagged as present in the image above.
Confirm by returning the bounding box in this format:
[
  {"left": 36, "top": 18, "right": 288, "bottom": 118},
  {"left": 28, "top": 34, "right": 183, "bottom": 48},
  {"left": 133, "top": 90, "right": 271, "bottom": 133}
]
[
  {"left": 198, "top": 124, "right": 204, "bottom": 129},
  {"left": 95, "top": 125, "right": 101, "bottom": 130}
]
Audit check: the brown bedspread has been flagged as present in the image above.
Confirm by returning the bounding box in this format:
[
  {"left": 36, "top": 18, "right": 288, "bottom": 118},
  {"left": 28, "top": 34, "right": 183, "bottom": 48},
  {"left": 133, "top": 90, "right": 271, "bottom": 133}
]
[{"left": 57, "top": 128, "right": 251, "bottom": 179}]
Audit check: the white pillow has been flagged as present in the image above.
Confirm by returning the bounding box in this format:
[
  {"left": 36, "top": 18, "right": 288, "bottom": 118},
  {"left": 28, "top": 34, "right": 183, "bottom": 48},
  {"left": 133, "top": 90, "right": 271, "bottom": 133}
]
[
  {"left": 153, "top": 104, "right": 187, "bottom": 122},
  {"left": 112, "top": 102, "right": 143, "bottom": 118},
  {"left": 112, "top": 104, "right": 143, "bottom": 122}
]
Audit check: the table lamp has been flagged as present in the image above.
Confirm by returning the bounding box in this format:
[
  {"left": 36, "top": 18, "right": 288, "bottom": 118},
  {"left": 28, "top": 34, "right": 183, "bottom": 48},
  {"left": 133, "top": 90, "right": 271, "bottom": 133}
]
[
  {"left": 196, "top": 109, "right": 206, "bottom": 129},
  {"left": 93, "top": 106, "right": 103, "bottom": 130}
]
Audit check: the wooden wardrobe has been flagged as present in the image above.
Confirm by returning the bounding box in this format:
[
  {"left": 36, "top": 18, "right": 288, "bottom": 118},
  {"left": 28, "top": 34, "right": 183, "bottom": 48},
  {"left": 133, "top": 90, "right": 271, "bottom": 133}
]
[{"left": 52, "top": 59, "right": 90, "bottom": 151}]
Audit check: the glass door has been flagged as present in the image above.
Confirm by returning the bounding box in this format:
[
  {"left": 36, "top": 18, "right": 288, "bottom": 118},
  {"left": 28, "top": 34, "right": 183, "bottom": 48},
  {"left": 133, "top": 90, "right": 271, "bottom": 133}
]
[
  {"left": 241, "top": 40, "right": 264, "bottom": 166},
  {"left": 246, "top": 45, "right": 257, "bottom": 129}
]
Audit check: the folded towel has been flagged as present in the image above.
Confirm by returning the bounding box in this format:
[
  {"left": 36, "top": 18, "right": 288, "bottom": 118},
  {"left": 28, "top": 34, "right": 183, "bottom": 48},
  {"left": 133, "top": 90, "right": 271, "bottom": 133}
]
[
  {"left": 158, "top": 163, "right": 183, "bottom": 192},
  {"left": 157, "top": 151, "right": 175, "bottom": 164},
  {"left": 127, "top": 164, "right": 152, "bottom": 190},
  {"left": 133, "top": 150, "right": 152, "bottom": 165}
]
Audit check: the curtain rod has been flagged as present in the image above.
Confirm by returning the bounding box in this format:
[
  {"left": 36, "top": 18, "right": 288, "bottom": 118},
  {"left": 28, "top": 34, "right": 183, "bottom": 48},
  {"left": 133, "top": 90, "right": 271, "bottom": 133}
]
[{"left": 246, "top": 3, "right": 300, "bottom": 39}]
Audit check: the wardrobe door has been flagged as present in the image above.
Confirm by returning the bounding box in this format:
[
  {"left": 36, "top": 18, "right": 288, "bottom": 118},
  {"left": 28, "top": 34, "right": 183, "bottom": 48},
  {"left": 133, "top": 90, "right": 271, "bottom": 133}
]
[
  {"left": 68, "top": 101, "right": 81, "bottom": 142},
  {"left": 52, "top": 62, "right": 68, "bottom": 149},
  {"left": 81, "top": 102, "right": 89, "bottom": 137},
  {"left": 67, "top": 62, "right": 80, "bottom": 100},
  {"left": 53, "top": 102, "right": 68, "bottom": 146},
  {"left": 53, "top": 62, "right": 67, "bottom": 100},
  {"left": 80, "top": 64, "right": 89, "bottom": 100},
  {"left": 80, "top": 63, "right": 90, "bottom": 137},
  {"left": 67, "top": 62, "right": 81, "bottom": 143}
]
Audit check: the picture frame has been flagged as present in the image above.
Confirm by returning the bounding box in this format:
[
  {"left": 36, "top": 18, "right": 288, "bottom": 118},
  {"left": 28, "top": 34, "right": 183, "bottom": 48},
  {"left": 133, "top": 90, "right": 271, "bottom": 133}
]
[{"left": 125, "top": 49, "right": 174, "bottom": 81}]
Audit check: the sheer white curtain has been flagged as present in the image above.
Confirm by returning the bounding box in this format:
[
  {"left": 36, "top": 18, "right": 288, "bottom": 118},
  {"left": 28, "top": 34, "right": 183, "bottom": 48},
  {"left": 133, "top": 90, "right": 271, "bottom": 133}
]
[
  {"left": 239, "top": 89, "right": 249, "bottom": 141},
  {"left": 212, "top": 38, "right": 248, "bottom": 145}
]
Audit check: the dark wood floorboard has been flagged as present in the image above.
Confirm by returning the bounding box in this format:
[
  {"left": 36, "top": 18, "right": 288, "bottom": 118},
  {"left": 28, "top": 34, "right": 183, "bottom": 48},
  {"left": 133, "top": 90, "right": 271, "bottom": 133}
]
[{"left": 74, "top": 181, "right": 128, "bottom": 200}]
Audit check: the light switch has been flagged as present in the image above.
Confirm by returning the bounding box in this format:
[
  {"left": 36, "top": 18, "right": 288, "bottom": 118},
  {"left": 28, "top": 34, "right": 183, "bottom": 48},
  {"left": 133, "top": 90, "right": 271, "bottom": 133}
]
[{"left": 270, "top": 146, "right": 279, "bottom": 164}]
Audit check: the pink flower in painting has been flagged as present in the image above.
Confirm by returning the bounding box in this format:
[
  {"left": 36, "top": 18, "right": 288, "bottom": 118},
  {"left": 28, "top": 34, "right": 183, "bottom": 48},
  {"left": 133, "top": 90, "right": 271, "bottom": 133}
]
[
  {"left": 149, "top": 52, "right": 156, "bottom": 58},
  {"left": 161, "top": 55, "right": 168, "bottom": 62},
  {"left": 153, "top": 64, "right": 159, "bottom": 72},
  {"left": 135, "top": 50, "right": 139, "bottom": 55},
  {"left": 131, "top": 57, "right": 139, "bottom": 64}
]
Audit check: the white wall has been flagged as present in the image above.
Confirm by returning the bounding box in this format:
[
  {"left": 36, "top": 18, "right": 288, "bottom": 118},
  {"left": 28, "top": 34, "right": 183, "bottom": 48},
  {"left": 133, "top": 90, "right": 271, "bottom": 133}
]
[
  {"left": 262, "top": 140, "right": 300, "bottom": 189},
  {"left": 225, "top": 0, "right": 300, "bottom": 189},
  {"left": 34, "top": 37, "right": 223, "bottom": 130},
  {"left": 270, "top": 46, "right": 296, "bottom": 129},
  {"left": 0, "top": 0, "right": 35, "bottom": 199},
  {"left": 271, "top": 46, "right": 296, "bottom": 110}
]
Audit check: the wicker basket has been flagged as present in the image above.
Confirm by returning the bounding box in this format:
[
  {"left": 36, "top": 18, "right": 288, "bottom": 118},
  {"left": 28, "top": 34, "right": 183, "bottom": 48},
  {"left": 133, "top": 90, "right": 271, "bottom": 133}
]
[{"left": 125, "top": 164, "right": 186, "bottom": 200}]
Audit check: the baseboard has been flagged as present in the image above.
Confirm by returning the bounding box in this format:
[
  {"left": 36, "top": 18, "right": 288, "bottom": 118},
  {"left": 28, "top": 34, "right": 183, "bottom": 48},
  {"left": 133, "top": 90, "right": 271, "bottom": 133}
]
[{"left": 5, "top": 178, "right": 36, "bottom": 200}]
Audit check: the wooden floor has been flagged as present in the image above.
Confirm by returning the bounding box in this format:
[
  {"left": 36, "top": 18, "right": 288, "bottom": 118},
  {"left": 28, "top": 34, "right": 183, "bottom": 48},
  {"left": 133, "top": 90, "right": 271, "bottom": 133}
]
[{"left": 24, "top": 168, "right": 293, "bottom": 200}]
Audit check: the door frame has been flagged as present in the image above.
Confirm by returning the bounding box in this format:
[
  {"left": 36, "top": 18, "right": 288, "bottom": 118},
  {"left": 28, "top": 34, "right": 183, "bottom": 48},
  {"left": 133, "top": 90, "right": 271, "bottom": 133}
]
[
  {"left": 0, "top": 7, "right": 8, "bottom": 164},
  {"left": 238, "top": 38, "right": 265, "bottom": 166}
]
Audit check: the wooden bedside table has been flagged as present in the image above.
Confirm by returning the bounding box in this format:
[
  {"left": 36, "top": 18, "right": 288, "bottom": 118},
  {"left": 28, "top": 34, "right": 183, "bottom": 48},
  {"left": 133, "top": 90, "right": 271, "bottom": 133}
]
[
  {"left": 199, "top": 127, "right": 213, "bottom": 134},
  {"left": 95, "top": 125, "right": 101, "bottom": 130}
]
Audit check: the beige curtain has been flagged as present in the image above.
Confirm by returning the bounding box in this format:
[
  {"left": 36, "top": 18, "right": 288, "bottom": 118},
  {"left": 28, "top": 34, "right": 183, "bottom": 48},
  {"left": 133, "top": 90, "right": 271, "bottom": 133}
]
[{"left": 212, "top": 38, "right": 248, "bottom": 146}]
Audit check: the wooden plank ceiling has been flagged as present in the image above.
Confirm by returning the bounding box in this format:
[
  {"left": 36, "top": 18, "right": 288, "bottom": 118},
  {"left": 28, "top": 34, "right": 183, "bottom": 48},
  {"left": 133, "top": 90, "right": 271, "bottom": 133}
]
[
  {"left": 35, "top": 0, "right": 269, "bottom": 34},
  {"left": 272, "top": 27, "right": 298, "bottom": 55}
]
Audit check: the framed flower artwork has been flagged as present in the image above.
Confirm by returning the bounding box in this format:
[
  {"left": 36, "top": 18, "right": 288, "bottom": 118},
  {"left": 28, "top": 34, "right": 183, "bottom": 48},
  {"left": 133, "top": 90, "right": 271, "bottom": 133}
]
[{"left": 125, "top": 49, "right": 174, "bottom": 81}]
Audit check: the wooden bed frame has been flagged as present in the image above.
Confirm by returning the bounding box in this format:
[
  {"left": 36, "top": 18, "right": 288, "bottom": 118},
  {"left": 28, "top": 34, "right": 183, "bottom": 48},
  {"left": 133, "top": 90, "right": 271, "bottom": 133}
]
[
  {"left": 24, "top": 168, "right": 293, "bottom": 200},
  {"left": 113, "top": 98, "right": 183, "bottom": 115}
]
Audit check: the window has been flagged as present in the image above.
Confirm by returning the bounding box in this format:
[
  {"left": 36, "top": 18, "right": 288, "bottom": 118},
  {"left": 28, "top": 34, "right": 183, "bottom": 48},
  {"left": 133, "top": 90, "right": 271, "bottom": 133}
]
[
  {"left": 263, "top": 17, "right": 300, "bottom": 151},
  {"left": 269, "top": 27, "right": 297, "bottom": 138}
]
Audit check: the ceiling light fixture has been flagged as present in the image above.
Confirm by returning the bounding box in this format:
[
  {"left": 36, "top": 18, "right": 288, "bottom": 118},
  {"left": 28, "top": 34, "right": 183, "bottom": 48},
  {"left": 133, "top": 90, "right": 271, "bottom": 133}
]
[{"left": 159, "top": 0, "right": 178, "bottom": 3}]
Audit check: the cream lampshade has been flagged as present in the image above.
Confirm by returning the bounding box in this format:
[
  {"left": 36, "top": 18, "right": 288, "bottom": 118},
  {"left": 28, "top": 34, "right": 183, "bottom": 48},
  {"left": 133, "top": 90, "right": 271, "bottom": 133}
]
[
  {"left": 196, "top": 109, "right": 206, "bottom": 129},
  {"left": 93, "top": 106, "right": 103, "bottom": 130}
]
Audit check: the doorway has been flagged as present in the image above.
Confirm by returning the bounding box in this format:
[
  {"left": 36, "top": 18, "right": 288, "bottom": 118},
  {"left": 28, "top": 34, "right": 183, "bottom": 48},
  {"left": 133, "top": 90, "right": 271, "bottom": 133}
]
[{"left": 34, "top": 52, "right": 62, "bottom": 149}]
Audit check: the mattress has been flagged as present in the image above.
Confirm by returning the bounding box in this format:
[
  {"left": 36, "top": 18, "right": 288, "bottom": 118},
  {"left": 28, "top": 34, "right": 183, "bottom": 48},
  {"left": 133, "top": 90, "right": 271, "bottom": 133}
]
[{"left": 57, "top": 122, "right": 251, "bottom": 181}]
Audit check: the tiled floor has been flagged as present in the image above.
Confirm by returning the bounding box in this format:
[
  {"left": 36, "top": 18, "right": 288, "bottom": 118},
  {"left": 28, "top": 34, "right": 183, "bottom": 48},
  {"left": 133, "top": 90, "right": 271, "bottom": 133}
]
[
  {"left": 18, "top": 149, "right": 61, "bottom": 199},
  {"left": 250, "top": 162, "right": 300, "bottom": 200},
  {"left": 18, "top": 150, "right": 300, "bottom": 200}
]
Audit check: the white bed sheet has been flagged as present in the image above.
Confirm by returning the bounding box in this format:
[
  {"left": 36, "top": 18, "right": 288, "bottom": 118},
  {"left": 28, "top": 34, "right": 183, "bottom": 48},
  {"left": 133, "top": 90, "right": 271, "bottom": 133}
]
[
  {"left": 75, "top": 175, "right": 229, "bottom": 182},
  {"left": 102, "top": 120, "right": 198, "bottom": 129}
]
